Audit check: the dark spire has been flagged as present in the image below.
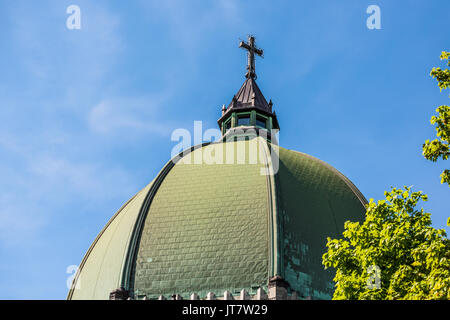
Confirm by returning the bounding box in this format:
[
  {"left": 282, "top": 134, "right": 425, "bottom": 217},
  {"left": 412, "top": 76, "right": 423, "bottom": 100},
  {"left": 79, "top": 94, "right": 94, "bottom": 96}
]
[
  {"left": 227, "top": 77, "right": 271, "bottom": 113},
  {"left": 239, "top": 35, "right": 263, "bottom": 79},
  {"left": 217, "top": 35, "right": 280, "bottom": 135}
]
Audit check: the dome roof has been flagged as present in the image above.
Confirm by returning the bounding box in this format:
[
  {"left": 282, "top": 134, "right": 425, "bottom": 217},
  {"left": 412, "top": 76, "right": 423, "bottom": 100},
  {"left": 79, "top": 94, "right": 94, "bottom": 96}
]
[{"left": 68, "top": 137, "right": 366, "bottom": 300}]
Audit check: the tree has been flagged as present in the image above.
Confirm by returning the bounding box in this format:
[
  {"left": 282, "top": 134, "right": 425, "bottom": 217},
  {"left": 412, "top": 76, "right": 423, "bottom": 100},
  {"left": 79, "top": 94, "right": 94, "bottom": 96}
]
[
  {"left": 322, "top": 186, "right": 450, "bottom": 300},
  {"left": 423, "top": 51, "right": 450, "bottom": 187}
]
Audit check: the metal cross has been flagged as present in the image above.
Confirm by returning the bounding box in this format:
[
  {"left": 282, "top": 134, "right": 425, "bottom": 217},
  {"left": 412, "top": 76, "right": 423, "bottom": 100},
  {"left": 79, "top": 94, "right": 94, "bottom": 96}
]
[{"left": 239, "top": 35, "right": 263, "bottom": 79}]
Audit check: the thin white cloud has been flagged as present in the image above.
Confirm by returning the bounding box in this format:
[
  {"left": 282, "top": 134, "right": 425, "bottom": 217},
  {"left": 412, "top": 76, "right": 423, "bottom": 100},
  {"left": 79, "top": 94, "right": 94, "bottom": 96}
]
[
  {"left": 0, "top": 2, "right": 139, "bottom": 250},
  {"left": 28, "top": 156, "right": 134, "bottom": 199},
  {"left": 0, "top": 133, "right": 137, "bottom": 247},
  {"left": 88, "top": 96, "right": 174, "bottom": 136},
  {"left": 0, "top": 202, "right": 47, "bottom": 248}
]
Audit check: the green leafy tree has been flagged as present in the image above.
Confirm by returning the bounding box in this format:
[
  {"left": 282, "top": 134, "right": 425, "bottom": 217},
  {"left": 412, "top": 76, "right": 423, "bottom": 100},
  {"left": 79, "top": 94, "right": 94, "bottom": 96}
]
[
  {"left": 423, "top": 52, "right": 450, "bottom": 186},
  {"left": 322, "top": 186, "right": 450, "bottom": 300}
]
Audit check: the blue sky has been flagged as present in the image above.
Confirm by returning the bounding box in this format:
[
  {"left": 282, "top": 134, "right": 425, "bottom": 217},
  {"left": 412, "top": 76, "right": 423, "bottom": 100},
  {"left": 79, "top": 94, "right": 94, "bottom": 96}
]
[{"left": 0, "top": 0, "right": 449, "bottom": 299}]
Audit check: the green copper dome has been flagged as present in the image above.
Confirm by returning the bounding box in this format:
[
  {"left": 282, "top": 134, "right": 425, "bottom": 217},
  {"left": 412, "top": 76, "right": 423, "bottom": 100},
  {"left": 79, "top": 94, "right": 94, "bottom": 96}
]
[
  {"left": 68, "top": 138, "right": 366, "bottom": 300},
  {"left": 68, "top": 36, "right": 367, "bottom": 300}
]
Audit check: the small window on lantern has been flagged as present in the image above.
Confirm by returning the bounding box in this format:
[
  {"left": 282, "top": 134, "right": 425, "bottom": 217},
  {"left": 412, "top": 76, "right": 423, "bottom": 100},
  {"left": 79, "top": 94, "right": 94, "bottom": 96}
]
[
  {"left": 256, "top": 116, "right": 267, "bottom": 128},
  {"left": 237, "top": 115, "right": 251, "bottom": 126},
  {"left": 224, "top": 119, "right": 232, "bottom": 131}
]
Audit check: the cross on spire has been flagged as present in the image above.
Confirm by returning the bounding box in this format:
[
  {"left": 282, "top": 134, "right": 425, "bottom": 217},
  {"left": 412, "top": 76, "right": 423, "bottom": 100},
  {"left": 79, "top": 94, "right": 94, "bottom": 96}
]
[{"left": 239, "top": 35, "right": 263, "bottom": 79}]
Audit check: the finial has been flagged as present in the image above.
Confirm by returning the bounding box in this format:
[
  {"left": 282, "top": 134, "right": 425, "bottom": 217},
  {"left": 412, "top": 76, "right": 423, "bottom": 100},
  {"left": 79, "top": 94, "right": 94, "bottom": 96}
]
[{"left": 239, "top": 35, "right": 263, "bottom": 79}]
